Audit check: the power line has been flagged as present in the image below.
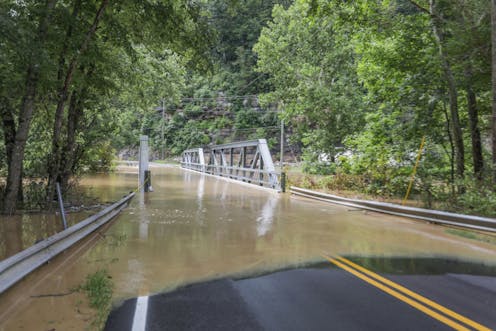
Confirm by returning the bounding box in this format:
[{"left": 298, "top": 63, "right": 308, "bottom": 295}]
[
  {"left": 180, "top": 94, "right": 258, "bottom": 102},
  {"left": 223, "top": 125, "right": 280, "bottom": 132}
]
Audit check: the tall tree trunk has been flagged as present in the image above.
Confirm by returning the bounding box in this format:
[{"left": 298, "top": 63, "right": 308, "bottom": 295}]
[
  {"left": 465, "top": 79, "right": 484, "bottom": 180},
  {"left": 429, "top": 0, "right": 465, "bottom": 184},
  {"left": 60, "top": 90, "right": 84, "bottom": 189},
  {"left": 50, "top": 0, "right": 82, "bottom": 189},
  {"left": 3, "top": 0, "right": 57, "bottom": 215},
  {"left": 0, "top": 100, "right": 23, "bottom": 206},
  {"left": 1, "top": 100, "right": 16, "bottom": 172},
  {"left": 442, "top": 101, "right": 455, "bottom": 194},
  {"left": 492, "top": 0, "right": 496, "bottom": 184},
  {"left": 46, "top": 0, "right": 110, "bottom": 204},
  {"left": 57, "top": 0, "right": 82, "bottom": 83}
]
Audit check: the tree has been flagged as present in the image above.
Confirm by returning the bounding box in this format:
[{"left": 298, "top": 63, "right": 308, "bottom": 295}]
[
  {"left": 1, "top": 0, "right": 211, "bottom": 214},
  {"left": 428, "top": 0, "right": 464, "bottom": 181},
  {"left": 1, "top": 0, "right": 57, "bottom": 214},
  {"left": 46, "top": 0, "right": 110, "bottom": 205},
  {"left": 492, "top": 0, "right": 496, "bottom": 183},
  {"left": 254, "top": 0, "right": 366, "bottom": 161}
]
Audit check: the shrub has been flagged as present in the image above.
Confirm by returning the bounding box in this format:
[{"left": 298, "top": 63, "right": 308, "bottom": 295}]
[{"left": 454, "top": 185, "right": 496, "bottom": 217}]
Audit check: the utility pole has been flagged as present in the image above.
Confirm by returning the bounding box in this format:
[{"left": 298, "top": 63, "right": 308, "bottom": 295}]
[
  {"left": 161, "top": 99, "right": 165, "bottom": 160},
  {"left": 280, "top": 118, "right": 284, "bottom": 170}
]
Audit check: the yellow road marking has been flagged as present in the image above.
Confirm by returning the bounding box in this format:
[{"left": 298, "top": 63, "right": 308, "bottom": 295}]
[
  {"left": 336, "top": 257, "right": 491, "bottom": 331},
  {"left": 323, "top": 255, "right": 471, "bottom": 331}
]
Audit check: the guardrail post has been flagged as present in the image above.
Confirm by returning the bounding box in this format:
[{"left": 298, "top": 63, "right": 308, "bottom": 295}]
[
  {"left": 144, "top": 170, "right": 152, "bottom": 192},
  {"left": 280, "top": 172, "right": 286, "bottom": 193},
  {"left": 56, "top": 182, "right": 68, "bottom": 229}
]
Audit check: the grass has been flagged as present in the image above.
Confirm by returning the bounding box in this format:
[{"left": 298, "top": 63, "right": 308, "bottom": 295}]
[
  {"left": 78, "top": 269, "right": 114, "bottom": 330},
  {"left": 285, "top": 171, "right": 424, "bottom": 207},
  {"left": 445, "top": 228, "right": 496, "bottom": 246}
]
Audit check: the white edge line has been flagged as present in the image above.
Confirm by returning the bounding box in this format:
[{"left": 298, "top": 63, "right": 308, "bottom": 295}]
[{"left": 131, "top": 296, "right": 149, "bottom": 331}]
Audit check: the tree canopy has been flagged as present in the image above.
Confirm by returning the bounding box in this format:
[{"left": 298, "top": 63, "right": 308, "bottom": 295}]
[{"left": 1, "top": 0, "right": 496, "bottom": 216}]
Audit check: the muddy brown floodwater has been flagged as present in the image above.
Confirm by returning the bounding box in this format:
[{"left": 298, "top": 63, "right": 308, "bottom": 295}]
[
  {"left": 0, "top": 171, "right": 137, "bottom": 261},
  {"left": 1, "top": 165, "right": 496, "bottom": 330}
]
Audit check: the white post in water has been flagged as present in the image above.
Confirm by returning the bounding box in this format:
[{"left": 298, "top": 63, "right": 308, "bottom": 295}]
[{"left": 139, "top": 135, "right": 149, "bottom": 192}]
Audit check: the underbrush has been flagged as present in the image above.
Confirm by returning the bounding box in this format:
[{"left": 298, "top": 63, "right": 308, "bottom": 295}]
[
  {"left": 0, "top": 179, "right": 102, "bottom": 213},
  {"left": 448, "top": 181, "right": 496, "bottom": 217}
]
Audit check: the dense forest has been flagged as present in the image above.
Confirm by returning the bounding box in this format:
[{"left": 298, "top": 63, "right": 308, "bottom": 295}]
[{"left": 1, "top": 0, "right": 496, "bottom": 216}]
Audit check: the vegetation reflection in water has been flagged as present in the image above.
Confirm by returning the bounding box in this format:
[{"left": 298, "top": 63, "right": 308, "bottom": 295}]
[
  {"left": 0, "top": 172, "right": 136, "bottom": 261},
  {"left": 0, "top": 167, "right": 495, "bottom": 331},
  {"left": 0, "top": 212, "right": 89, "bottom": 261}
]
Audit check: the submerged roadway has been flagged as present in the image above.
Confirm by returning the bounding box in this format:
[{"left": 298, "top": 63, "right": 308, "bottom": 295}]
[
  {"left": 105, "top": 255, "right": 496, "bottom": 331},
  {"left": 1, "top": 166, "right": 496, "bottom": 330}
]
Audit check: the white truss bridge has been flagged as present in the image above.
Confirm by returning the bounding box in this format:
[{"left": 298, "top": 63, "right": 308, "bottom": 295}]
[{"left": 181, "top": 139, "right": 284, "bottom": 191}]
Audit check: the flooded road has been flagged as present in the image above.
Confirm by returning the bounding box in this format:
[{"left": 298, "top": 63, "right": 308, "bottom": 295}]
[{"left": 1, "top": 166, "right": 496, "bottom": 330}]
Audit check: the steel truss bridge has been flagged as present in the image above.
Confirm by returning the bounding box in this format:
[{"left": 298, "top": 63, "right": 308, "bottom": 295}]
[{"left": 181, "top": 139, "right": 284, "bottom": 191}]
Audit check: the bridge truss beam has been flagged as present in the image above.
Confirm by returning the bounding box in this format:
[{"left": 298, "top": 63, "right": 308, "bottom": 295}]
[{"left": 181, "top": 139, "right": 282, "bottom": 191}]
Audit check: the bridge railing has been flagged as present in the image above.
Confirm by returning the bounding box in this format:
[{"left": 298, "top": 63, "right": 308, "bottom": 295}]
[
  {"left": 181, "top": 140, "right": 284, "bottom": 191},
  {"left": 181, "top": 148, "right": 205, "bottom": 172}
]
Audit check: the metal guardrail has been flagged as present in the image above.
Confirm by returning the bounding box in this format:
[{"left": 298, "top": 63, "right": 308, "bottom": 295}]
[
  {"left": 0, "top": 192, "right": 135, "bottom": 294},
  {"left": 290, "top": 186, "right": 496, "bottom": 233}
]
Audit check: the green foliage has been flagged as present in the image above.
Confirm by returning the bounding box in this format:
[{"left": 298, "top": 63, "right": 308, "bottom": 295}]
[
  {"left": 1, "top": 0, "right": 493, "bottom": 216},
  {"left": 301, "top": 150, "right": 336, "bottom": 175},
  {"left": 208, "top": 0, "right": 290, "bottom": 93},
  {"left": 255, "top": 0, "right": 366, "bottom": 158},
  {"left": 81, "top": 141, "right": 116, "bottom": 173},
  {"left": 234, "top": 109, "right": 263, "bottom": 129},
  {"left": 451, "top": 179, "right": 496, "bottom": 217},
  {"left": 78, "top": 269, "right": 114, "bottom": 330},
  {"left": 0, "top": 0, "right": 213, "bottom": 211}
]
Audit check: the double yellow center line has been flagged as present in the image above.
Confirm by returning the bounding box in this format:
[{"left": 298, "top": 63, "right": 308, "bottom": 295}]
[{"left": 323, "top": 255, "right": 491, "bottom": 331}]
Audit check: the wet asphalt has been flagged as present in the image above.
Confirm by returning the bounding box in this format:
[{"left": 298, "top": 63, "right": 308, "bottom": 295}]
[{"left": 104, "top": 262, "right": 496, "bottom": 331}]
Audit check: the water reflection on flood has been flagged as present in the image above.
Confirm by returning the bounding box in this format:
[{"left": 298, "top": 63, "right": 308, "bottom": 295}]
[
  {"left": 0, "top": 212, "right": 91, "bottom": 261},
  {"left": 257, "top": 195, "right": 278, "bottom": 237},
  {"left": 0, "top": 171, "right": 136, "bottom": 261},
  {"left": 1, "top": 166, "right": 496, "bottom": 331}
]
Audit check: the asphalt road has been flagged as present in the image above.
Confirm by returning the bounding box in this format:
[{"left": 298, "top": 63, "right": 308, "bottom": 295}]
[{"left": 105, "top": 259, "right": 496, "bottom": 331}]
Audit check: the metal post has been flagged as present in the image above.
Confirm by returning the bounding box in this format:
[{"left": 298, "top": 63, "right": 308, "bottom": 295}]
[
  {"left": 144, "top": 170, "right": 152, "bottom": 192},
  {"left": 280, "top": 172, "right": 286, "bottom": 193},
  {"left": 56, "top": 182, "right": 67, "bottom": 230},
  {"left": 139, "top": 135, "right": 149, "bottom": 193}
]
